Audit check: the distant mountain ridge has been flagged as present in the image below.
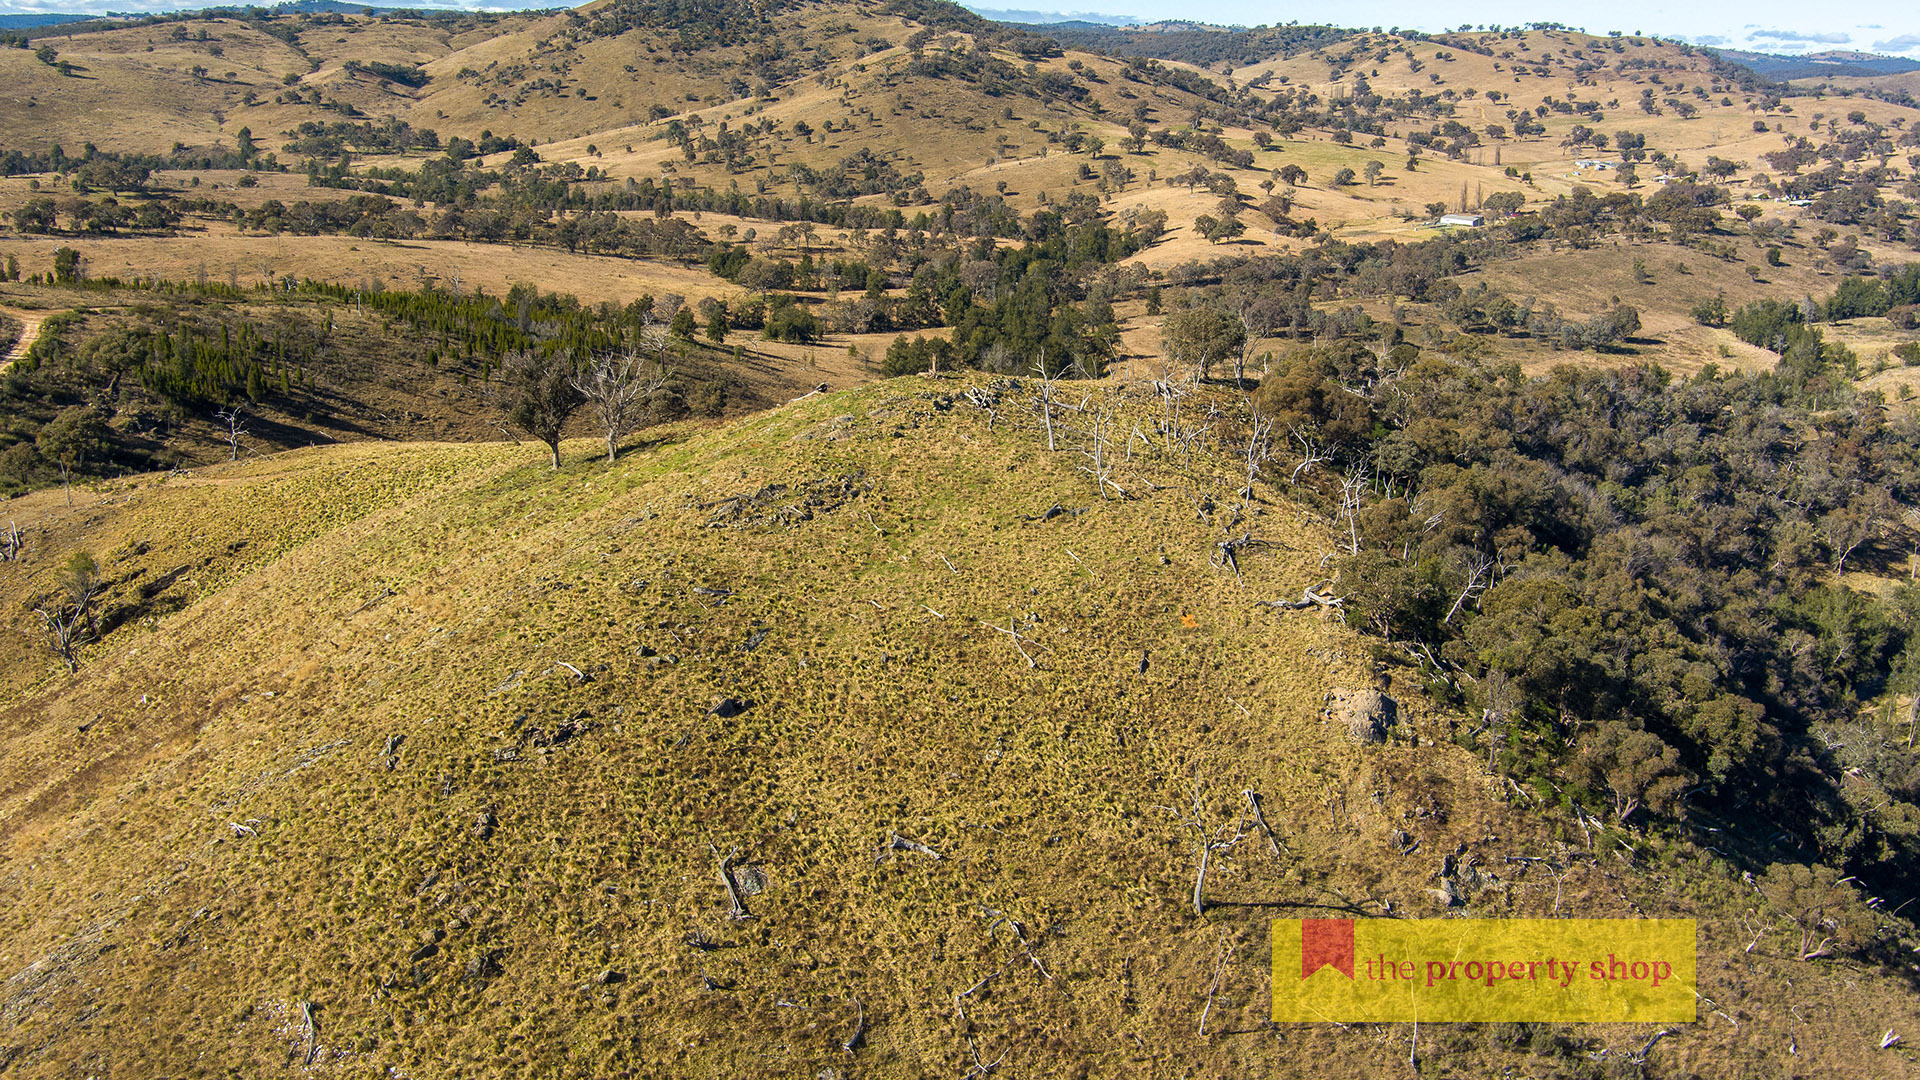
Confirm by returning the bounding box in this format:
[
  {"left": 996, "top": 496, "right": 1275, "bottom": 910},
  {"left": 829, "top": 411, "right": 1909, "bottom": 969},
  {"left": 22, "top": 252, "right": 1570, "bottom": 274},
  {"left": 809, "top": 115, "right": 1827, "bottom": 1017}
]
[
  {"left": 265, "top": 0, "right": 569, "bottom": 11},
  {"left": 0, "top": 12, "right": 102, "bottom": 28},
  {"left": 1022, "top": 16, "right": 1346, "bottom": 67},
  {"left": 961, "top": 5, "right": 1140, "bottom": 25},
  {"left": 1715, "top": 47, "right": 1920, "bottom": 79}
]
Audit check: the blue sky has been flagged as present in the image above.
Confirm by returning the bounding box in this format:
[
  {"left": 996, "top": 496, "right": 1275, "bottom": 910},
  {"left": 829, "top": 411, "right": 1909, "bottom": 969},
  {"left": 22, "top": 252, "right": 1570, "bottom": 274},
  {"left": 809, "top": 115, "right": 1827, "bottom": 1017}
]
[
  {"left": 0, "top": 0, "right": 1913, "bottom": 59},
  {"left": 976, "top": 1, "right": 1919, "bottom": 57}
]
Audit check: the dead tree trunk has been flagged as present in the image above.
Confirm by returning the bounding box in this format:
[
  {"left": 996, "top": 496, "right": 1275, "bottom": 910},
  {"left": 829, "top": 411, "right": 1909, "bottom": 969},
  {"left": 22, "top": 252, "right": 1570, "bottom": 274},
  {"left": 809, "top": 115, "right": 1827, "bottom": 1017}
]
[
  {"left": 1079, "top": 400, "right": 1128, "bottom": 500},
  {"left": 574, "top": 335, "right": 673, "bottom": 463},
  {"left": 1338, "top": 461, "right": 1370, "bottom": 556},
  {"left": 713, "top": 845, "right": 751, "bottom": 919},
  {"left": 1288, "top": 426, "right": 1328, "bottom": 483},
  {"left": 1239, "top": 412, "right": 1273, "bottom": 513},
  {"left": 1443, "top": 551, "right": 1493, "bottom": 624},
  {"left": 1033, "top": 353, "right": 1057, "bottom": 452},
  {"left": 215, "top": 406, "right": 250, "bottom": 462},
  {"left": 1169, "top": 782, "right": 1248, "bottom": 917}
]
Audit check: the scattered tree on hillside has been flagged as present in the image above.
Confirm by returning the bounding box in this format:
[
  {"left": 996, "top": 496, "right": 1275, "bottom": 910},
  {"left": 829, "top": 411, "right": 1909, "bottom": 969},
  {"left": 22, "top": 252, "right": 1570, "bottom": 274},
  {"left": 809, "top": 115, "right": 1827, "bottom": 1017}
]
[
  {"left": 36, "top": 403, "right": 111, "bottom": 503},
  {"left": 1761, "top": 862, "right": 1871, "bottom": 960},
  {"left": 35, "top": 550, "right": 101, "bottom": 673},
  {"left": 52, "top": 247, "right": 82, "bottom": 284},
  {"left": 1162, "top": 305, "right": 1245, "bottom": 383},
  {"left": 214, "top": 406, "right": 250, "bottom": 462},
  {"left": 1570, "top": 721, "right": 1690, "bottom": 823},
  {"left": 502, "top": 349, "right": 585, "bottom": 468},
  {"left": 1195, "top": 213, "right": 1246, "bottom": 244},
  {"left": 573, "top": 333, "right": 673, "bottom": 463},
  {"left": 1819, "top": 488, "right": 1891, "bottom": 576}
]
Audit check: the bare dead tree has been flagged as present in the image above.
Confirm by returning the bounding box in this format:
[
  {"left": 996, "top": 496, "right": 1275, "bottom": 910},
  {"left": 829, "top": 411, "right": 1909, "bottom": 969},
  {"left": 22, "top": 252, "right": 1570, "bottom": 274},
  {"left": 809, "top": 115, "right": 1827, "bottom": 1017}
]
[
  {"left": 1078, "top": 399, "right": 1129, "bottom": 500},
  {"left": 1211, "top": 532, "right": 1270, "bottom": 580},
  {"left": 981, "top": 615, "right": 1040, "bottom": 669},
  {"left": 1254, "top": 585, "right": 1345, "bottom": 611},
  {"left": 1154, "top": 376, "right": 1184, "bottom": 432},
  {"left": 1032, "top": 352, "right": 1058, "bottom": 452},
  {"left": 1288, "top": 426, "right": 1330, "bottom": 483},
  {"left": 215, "top": 406, "right": 250, "bottom": 462},
  {"left": 1164, "top": 781, "right": 1249, "bottom": 917},
  {"left": 1241, "top": 789, "right": 1284, "bottom": 857},
  {"left": 34, "top": 550, "right": 101, "bottom": 673},
  {"left": 298, "top": 1000, "right": 318, "bottom": 1066},
  {"left": 842, "top": 999, "right": 866, "bottom": 1055},
  {"left": 963, "top": 1037, "right": 1008, "bottom": 1078},
  {"left": 1170, "top": 417, "right": 1212, "bottom": 465},
  {"left": 881, "top": 831, "right": 942, "bottom": 860},
  {"left": 573, "top": 335, "right": 673, "bottom": 463},
  {"left": 963, "top": 384, "right": 1002, "bottom": 429},
  {"left": 712, "top": 844, "right": 752, "bottom": 920},
  {"left": 1337, "top": 461, "right": 1371, "bottom": 556},
  {"left": 954, "top": 970, "right": 1009, "bottom": 1078},
  {"left": 1443, "top": 550, "right": 1495, "bottom": 624},
  {"left": 986, "top": 912, "right": 1054, "bottom": 982},
  {"left": 1238, "top": 411, "right": 1274, "bottom": 513},
  {"left": 1198, "top": 935, "right": 1236, "bottom": 1037},
  {"left": 1, "top": 520, "right": 23, "bottom": 562}
]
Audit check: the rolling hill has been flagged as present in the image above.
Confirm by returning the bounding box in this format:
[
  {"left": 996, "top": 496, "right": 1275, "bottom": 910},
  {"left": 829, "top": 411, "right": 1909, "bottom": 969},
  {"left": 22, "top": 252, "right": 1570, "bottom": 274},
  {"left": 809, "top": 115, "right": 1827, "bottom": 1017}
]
[
  {"left": 1, "top": 1, "right": 1919, "bottom": 1075},
  {"left": 1, "top": 375, "right": 1917, "bottom": 1077}
]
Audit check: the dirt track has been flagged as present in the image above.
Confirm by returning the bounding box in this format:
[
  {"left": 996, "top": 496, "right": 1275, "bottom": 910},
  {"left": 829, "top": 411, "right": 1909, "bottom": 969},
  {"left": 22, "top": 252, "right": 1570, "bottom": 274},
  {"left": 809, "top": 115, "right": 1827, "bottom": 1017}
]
[{"left": 0, "top": 308, "right": 45, "bottom": 375}]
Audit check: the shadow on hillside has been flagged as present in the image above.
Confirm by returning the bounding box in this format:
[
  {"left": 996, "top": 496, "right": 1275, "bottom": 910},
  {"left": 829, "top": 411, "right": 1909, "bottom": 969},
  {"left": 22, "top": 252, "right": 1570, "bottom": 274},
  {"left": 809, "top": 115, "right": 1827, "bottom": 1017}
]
[
  {"left": 613, "top": 429, "right": 691, "bottom": 461},
  {"left": 240, "top": 408, "right": 347, "bottom": 449}
]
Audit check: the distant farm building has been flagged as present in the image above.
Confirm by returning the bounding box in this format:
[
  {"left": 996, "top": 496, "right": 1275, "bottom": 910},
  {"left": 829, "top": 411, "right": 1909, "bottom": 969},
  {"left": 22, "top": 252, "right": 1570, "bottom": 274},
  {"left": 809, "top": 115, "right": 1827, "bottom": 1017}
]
[
  {"left": 1439, "top": 213, "right": 1484, "bottom": 227},
  {"left": 1574, "top": 159, "right": 1616, "bottom": 170}
]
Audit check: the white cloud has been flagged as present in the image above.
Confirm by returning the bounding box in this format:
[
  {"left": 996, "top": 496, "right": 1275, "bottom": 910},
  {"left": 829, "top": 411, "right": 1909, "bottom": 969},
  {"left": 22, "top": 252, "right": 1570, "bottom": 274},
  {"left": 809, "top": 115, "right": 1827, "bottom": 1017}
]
[
  {"left": 1746, "top": 28, "right": 1852, "bottom": 44},
  {"left": 1689, "top": 34, "right": 1729, "bottom": 46},
  {"left": 1873, "top": 33, "right": 1920, "bottom": 51}
]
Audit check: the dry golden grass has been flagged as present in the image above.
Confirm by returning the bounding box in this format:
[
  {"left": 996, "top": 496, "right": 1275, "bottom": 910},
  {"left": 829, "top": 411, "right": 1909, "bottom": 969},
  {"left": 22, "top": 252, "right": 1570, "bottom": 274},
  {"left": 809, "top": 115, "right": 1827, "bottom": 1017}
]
[
  {"left": 4, "top": 13, "right": 1912, "bottom": 343},
  {"left": 0, "top": 219, "right": 733, "bottom": 305},
  {"left": 1472, "top": 243, "right": 1826, "bottom": 374},
  {"left": 0, "top": 9, "right": 1911, "bottom": 435},
  {"left": 2, "top": 13, "right": 1920, "bottom": 1076},
  {"left": 2, "top": 378, "right": 1917, "bottom": 1077}
]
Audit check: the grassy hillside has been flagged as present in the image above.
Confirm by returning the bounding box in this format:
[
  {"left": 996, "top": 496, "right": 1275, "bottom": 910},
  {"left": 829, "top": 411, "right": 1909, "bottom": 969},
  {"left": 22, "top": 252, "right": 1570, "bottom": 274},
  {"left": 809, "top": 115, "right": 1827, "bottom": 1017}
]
[
  {"left": 0, "top": 5, "right": 1918, "bottom": 1070},
  {"left": 1, "top": 376, "right": 1918, "bottom": 1077}
]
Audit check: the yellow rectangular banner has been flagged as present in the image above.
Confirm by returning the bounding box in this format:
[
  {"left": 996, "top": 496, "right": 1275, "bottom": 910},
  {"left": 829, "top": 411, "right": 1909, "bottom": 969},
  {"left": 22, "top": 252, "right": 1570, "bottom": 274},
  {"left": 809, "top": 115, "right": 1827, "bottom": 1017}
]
[{"left": 1272, "top": 919, "right": 1695, "bottom": 1022}]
